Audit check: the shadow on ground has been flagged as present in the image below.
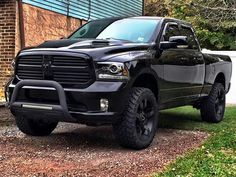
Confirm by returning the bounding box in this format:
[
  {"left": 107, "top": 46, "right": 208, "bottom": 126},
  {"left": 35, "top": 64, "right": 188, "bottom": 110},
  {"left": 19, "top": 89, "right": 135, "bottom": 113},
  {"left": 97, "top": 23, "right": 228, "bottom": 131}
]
[
  {"left": 159, "top": 109, "right": 202, "bottom": 129},
  {"left": 0, "top": 107, "right": 208, "bottom": 177},
  {"left": 1, "top": 107, "right": 204, "bottom": 150}
]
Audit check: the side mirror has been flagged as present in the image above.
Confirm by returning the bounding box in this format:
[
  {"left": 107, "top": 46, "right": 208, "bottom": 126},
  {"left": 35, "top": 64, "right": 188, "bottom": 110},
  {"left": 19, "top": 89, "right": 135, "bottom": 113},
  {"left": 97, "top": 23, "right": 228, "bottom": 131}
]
[
  {"left": 160, "top": 36, "right": 188, "bottom": 50},
  {"left": 160, "top": 41, "right": 177, "bottom": 50},
  {"left": 169, "top": 36, "right": 188, "bottom": 46}
]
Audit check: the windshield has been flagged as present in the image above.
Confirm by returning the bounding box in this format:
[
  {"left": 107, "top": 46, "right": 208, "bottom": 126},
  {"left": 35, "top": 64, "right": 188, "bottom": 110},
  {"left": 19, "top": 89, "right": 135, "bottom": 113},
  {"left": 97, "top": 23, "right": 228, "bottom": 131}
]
[{"left": 69, "top": 19, "right": 159, "bottom": 43}]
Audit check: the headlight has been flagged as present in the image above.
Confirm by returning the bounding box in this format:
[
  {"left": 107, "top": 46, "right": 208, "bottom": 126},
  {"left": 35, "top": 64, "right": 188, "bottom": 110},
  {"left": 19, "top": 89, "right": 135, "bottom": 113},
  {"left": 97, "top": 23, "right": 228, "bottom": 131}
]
[{"left": 96, "top": 62, "right": 129, "bottom": 80}]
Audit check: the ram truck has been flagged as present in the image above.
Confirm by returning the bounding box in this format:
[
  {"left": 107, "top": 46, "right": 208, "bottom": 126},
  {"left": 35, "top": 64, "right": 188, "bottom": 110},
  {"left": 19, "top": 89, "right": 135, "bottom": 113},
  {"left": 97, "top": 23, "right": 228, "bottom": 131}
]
[{"left": 6, "top": 17, "right": 232, "bottom": 149}]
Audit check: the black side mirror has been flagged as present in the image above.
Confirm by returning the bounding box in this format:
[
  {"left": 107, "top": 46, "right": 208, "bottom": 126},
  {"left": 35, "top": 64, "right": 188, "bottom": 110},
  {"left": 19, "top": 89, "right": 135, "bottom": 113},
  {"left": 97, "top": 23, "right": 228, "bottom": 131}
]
[
  {"left": 169, "top": 36, "right": 188, "bottom": 46},
  {"left": 160, "top": 36, "right": 188, "bottom": 50},
  {"left": 160, "top": 41, "right": 177, "bottom": 50}
]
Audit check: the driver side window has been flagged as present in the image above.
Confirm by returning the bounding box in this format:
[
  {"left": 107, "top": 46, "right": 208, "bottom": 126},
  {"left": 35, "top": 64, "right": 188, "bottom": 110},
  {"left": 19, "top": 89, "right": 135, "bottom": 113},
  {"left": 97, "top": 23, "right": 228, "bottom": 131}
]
[
  {"left": 181, "top": 26, "right": 199, "bottom": 50},
  {"left": 163, "top": 24, "right": 180, "bottom": 41}
]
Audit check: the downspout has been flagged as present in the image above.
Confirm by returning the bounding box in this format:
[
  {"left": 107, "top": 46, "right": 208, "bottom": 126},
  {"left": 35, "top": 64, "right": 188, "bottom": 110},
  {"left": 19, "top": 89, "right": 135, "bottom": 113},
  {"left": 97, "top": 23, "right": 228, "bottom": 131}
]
[
  {"left": 87, "top": 0, "right": 91, "bottom": 21},
  {"left": 66, "top": 0, "right": 70, "bottom": 36},
  {"left": 18, "top": 0, "right": 25, "bottom": 48},
  {"left": 142, "top": 0, "right": 145, "bottom": 15}
]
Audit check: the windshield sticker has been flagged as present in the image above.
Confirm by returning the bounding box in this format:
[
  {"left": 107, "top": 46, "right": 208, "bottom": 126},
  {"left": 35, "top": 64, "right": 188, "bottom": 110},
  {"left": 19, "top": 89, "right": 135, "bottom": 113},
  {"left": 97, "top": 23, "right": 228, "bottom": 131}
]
[{"left": 137, "top": 37, "right": 144, "bottom": 42}]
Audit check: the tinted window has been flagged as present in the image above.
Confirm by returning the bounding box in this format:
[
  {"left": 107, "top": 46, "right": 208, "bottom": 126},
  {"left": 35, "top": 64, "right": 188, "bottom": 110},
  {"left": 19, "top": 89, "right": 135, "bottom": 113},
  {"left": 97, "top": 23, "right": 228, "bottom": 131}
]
[
  {"left": 69, "top": 19, "right": 160, "bottom": 43},
  {"left": 69, "top": 20, "right": 113, "bottom": 39},
  {"left": 97, "top": 19, "right": 159, "bottom": 43},
  {"left": 163, "top": 24, "right": 180, "bottom": 41},
  {"left": 181, "top": 26, "right": 199, "bottom": 50}
]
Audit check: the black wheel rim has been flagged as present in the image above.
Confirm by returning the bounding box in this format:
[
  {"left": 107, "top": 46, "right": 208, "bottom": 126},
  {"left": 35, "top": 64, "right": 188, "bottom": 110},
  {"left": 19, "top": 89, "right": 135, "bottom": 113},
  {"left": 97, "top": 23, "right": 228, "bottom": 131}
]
[
  {"left": 215, "top": 89, "right": 225, "bottom": 118},
  {"left": 136, "top": 98, "right": 155, "bottom": 140}
]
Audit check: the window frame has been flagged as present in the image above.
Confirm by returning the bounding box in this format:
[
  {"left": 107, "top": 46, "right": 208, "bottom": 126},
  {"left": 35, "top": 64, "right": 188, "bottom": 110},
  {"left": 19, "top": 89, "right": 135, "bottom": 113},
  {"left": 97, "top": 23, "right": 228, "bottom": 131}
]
[
  {"left": 180, "top": 24, "right": 201, "bottom": 51},
  {"left": 161, "top": 22, "right": 180, "bottom": 42}
]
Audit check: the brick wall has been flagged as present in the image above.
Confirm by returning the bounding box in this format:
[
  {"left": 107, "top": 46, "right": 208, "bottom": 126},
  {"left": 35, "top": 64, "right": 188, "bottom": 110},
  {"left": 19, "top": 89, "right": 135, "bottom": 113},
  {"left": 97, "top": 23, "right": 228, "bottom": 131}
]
[
  {"left": 0, "top": 2, "right": 84, "bottom": 101},
  {"left": 0, "top": 0, "right": 16, "bottom": 100},
  {"left": 22, "top": 4, "right": 82, "bottom": 47}
]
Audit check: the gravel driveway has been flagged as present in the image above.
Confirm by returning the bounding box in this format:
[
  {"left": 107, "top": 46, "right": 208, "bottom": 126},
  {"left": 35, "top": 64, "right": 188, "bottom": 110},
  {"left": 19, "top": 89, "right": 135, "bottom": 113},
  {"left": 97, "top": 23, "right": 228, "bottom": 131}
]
[{"left": 0, "top": 108, "right": 208, "bottom": 177}]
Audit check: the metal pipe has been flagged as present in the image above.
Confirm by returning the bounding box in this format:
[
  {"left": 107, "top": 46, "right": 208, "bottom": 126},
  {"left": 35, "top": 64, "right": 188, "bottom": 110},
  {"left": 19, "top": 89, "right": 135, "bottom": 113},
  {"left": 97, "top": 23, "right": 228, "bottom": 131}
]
[
  {"left": 87, "top": 0, "right": 91, "bottom": 20},
  {"left": 18, "top": 0, "right": 25, "bottom": 48},
  {"left": 142, "top": 0, "right": 145, "bottom": 15}
]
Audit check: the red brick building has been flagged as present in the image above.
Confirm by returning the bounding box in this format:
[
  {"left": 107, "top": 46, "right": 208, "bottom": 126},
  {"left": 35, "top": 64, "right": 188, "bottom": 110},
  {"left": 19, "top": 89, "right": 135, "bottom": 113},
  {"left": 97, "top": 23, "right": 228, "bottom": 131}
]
[
  {"left": 0, "top": 0, "right": 84, "bottom": 100},
  {"left": 0, "top": 0, "right": 16, "bottom": 100}
]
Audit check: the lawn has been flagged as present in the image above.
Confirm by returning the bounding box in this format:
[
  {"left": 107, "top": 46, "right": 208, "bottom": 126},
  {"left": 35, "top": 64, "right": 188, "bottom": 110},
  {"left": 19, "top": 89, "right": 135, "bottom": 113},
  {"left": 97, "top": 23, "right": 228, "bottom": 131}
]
[{"left": 154, "top": 106, "right": 236, "bottom": 177}]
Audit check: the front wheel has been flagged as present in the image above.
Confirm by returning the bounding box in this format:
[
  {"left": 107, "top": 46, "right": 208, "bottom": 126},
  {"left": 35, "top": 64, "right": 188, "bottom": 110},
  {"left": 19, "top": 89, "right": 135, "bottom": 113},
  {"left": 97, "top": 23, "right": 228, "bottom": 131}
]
[
  {"left": 15, "top": 116, "right": 58, "bottom": 136},
  {"left": 113, "top": 87, "right": 158, "bottom": 150},
  {"left": 200, "top": 83, "right": 226, "bottom": 123}
]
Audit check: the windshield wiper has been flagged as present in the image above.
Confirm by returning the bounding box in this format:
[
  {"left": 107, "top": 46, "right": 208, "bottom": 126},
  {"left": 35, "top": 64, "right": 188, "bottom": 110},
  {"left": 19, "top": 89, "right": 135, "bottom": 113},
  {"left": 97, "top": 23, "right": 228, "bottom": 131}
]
[{"left": 104, "top": 38, "right": 132, "bottom": 43}]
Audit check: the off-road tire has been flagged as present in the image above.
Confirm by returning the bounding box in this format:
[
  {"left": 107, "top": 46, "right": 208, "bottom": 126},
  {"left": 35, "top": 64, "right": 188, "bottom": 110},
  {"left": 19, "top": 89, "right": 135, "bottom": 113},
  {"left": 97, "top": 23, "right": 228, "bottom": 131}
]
[
  {"left": 200, "top": 83, "right": 226, "bottom": 123},
  {"left": 113, "top": 87, "right": 158, "bottom": 150},
  {"left": 15, "top": 116, "right": 58, "bottom": 136}
]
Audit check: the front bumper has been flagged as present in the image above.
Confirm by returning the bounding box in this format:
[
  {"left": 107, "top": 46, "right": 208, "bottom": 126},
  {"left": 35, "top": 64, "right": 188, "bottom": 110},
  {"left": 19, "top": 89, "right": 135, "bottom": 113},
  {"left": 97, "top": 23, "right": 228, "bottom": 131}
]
[{"left": 6, "top": 79, "right": 129, "bottom": 124}]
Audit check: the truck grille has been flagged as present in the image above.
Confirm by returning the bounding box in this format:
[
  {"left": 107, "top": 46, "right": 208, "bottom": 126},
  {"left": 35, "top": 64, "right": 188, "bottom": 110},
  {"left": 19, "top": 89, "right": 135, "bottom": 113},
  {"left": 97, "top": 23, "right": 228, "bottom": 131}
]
[{"left": 16, "top": 54, "right": 94, "bottom": 88}]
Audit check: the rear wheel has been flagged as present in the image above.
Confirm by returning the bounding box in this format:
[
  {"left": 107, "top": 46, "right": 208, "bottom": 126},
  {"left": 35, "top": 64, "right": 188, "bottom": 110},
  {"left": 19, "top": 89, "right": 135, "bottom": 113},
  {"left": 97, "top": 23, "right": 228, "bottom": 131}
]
[
  {"left": 15, "top": 116, "right": 58, "bottom": 136},
  {"left": 200, "top": 83, "right": 226, "bottom": 123},
  {"left": 113, "top": 87, "right": 158, "bottom": 150}
]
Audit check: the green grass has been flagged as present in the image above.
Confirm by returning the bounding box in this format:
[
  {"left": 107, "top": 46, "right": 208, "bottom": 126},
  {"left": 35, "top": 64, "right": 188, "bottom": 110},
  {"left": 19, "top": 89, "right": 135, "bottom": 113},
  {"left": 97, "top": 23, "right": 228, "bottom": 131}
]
[{"left": 154, "top": 106, "right": 236, "bottom": 177}]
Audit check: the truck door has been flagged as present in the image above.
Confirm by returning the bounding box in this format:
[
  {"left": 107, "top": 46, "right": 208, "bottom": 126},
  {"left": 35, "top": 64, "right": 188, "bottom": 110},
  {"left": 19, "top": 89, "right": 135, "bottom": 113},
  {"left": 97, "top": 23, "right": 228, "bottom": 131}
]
[
  {"left": 159, "top": 22, "right": 205, "bottom": 104},
  {"left": 180, "top": 25, "right": 205, "bottom": 96}
]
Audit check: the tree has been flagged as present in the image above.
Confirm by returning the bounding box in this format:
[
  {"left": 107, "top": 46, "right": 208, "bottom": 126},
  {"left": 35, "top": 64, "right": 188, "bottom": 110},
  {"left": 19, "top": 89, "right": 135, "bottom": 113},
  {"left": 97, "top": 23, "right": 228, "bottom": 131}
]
[
  {"left": 144, "top": 0, "right": 168, "bottom": 17},
  {"left": 145, "top": 0, "right": 236, "bottom": 50}
]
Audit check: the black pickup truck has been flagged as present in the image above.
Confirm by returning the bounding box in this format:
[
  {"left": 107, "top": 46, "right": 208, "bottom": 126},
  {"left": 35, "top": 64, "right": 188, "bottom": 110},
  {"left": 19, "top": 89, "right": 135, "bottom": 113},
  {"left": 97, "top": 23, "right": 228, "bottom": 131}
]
[{"left": 6, "top": 17, "right": 232, "bottom": 149}]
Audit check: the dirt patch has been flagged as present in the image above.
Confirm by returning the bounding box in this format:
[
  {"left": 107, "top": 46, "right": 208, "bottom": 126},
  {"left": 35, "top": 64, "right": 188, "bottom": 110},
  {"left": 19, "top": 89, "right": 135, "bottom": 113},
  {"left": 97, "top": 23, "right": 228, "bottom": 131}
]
[
  {"left": 0, "top": 108, "right": 208, "bottom": 177},
  {"left": 0, "top": 107, "right": 14, "bottom": 126}
]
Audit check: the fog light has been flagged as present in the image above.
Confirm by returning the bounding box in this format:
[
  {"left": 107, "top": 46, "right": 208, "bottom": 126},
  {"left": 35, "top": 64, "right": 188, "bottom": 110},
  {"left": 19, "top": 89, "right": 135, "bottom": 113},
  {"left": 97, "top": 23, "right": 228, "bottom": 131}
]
[{"left": 100, "top": 99, "right": 109, "bottom": 112}]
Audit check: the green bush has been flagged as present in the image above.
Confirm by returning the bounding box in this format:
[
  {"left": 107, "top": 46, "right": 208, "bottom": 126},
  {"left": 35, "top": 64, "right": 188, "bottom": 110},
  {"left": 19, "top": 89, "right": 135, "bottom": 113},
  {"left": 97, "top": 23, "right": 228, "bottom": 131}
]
[{"left": 144, "top": 0, "right": 236, "bottom": 50}]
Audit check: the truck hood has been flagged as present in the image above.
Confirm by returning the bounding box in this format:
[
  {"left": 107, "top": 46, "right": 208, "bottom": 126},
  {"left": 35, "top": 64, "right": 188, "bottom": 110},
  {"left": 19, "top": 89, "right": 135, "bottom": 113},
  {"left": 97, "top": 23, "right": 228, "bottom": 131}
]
[{"left": 20, "top": 39, "right": 153, "bottom": 62}]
